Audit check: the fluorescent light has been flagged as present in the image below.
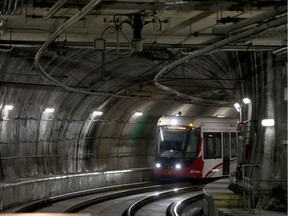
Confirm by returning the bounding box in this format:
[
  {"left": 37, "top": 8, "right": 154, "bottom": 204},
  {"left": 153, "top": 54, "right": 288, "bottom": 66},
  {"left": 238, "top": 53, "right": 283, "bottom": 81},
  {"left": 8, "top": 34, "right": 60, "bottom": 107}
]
[
  {"left": 4, "top": 105, "right": 13, "bottom": 110},
  {"left": 234, "top": 103, "right": 240, "bottom": 109},
  {"left": 93, "top": 111, "right": 103, "bottom": 116},
  {"left": 234, "top": 103, "right": 240, "bottom": 112},
  {"left": 243, "top": 98, "right": 251, "bottom": 104},
  {"left": 44, "top": 108, "right": 54, "bottom": 113},
  {"left": 261, "top": 119, "right": 275, "bottom": 126},
  {"left": 217, "top": 115, "right": 225, "bottom": 118},
  {"left": 134, "top": 112, "right": 143, "bottom": 116}
]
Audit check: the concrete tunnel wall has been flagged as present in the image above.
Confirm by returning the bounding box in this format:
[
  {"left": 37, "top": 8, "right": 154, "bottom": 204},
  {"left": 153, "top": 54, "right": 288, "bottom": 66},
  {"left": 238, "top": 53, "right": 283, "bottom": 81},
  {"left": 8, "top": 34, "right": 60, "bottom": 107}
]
[
  {"left": 0, "top": 48, "right": 243, "bottom": 180},
  {"left": 247, "top": 52, "right": 287, "bottom": 186},
  {"left": 0, "top": 49, "right": 286, "bottom": 209}
]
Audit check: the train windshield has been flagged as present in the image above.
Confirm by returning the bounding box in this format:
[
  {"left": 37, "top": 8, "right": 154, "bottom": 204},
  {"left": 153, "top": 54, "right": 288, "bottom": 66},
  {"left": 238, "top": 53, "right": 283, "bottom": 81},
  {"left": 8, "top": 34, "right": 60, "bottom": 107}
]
[{"left": 157, "top": 126, "right": 191, "bottom": 158}]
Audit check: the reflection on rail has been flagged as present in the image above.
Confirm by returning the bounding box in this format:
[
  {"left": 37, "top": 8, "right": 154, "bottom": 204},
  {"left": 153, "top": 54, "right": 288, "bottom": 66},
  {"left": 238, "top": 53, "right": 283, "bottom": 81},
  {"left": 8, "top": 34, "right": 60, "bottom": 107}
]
[{"left": 123, "top": 185, "right": 203, "bottom": 216}]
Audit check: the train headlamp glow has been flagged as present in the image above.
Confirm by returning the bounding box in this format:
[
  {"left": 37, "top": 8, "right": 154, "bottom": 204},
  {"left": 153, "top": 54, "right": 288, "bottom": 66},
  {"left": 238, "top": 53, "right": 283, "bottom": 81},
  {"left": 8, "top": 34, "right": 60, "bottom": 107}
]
[
  {"left": 156, "top": 163, "right": 161, "bottom": 168},
  {"left": 175, "top": 164, "right": 182, "bottom": 169},
  {"left": 189, "top": 122, "right": 193, "bottom": 127},
  {"left": 172, "top": 119, "right": 178, "bottom": 125}
]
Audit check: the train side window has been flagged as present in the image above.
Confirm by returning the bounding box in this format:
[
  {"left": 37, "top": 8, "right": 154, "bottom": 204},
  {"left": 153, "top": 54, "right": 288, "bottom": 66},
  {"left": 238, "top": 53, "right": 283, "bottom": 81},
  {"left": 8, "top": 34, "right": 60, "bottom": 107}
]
[
  {"left": 231, "top": 133, "right": 237, "bottom": 158},
  {"left": 223, "top": 132, "right": 230, "bottom": 158},
  {"left": 214, "top": 133, "right": 222, "bottom": 159},
  {"left": 203, "top": 133, "right": 214, "bottom": 159},
  {"left": 203, "top": 132, "right": 222, "bottom": 159}
]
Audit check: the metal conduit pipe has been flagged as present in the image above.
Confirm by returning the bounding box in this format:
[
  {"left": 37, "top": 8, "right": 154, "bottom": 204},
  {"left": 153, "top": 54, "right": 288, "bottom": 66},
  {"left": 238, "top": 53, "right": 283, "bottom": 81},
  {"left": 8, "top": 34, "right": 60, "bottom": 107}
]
[
  {"left": 0, "top": 14, "right": 22, "bottom": 18},
  {"left": 0, "top": 39, "right": 283, "bottom": 50},
  {"left": 154, "top": 15, "right": 287, "bottom": 105},
  {"left": 0, "top": 0, "right": 20, "bottom": 36},
  {"left": 43, "top": 0, "right": 69, "bottom": 20},
  {"left": 116, "top": 28, "right": 134, "bottom": 57},
  {"left": 0, "top": 0, "right": 18, "bottom": 14},
  {"left": 212, "top": 6, "right": 287, "bottom": 35},
  {"left": 1, "top": 0, "right": 8, "bottom": 13},
  {"left": 34, "top": 0, "right": 138, "bottom": 99},
  {"left": 0, "top": 19, "right": 5, "bottom": 27},
  {"left": 7, "top": 0, "right": 18, "bottom": 14}
]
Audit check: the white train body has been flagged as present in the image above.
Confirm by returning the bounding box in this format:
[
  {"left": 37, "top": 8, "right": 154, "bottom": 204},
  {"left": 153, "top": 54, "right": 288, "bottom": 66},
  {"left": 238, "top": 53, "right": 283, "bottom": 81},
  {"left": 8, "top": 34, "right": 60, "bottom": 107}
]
[{"left": 154, "top": 115, "right": 238, "bottom": 179}]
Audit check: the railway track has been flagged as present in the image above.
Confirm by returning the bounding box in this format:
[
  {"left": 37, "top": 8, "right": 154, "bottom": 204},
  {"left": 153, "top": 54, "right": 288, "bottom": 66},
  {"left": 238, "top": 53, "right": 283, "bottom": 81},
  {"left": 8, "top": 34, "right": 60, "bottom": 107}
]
[
  {"left": 122, "top": 185, "right": 203, "bottom": 216},
  {"left": 8, "top": 181, "right": 204, "bottom": 215}
]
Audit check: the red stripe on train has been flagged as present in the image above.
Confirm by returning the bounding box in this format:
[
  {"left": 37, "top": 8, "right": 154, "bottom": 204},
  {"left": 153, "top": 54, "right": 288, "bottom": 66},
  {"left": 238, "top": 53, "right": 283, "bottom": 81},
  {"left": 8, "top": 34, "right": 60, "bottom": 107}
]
[{"left": 204, "top": 159, "right": 237, "bottom": 178}]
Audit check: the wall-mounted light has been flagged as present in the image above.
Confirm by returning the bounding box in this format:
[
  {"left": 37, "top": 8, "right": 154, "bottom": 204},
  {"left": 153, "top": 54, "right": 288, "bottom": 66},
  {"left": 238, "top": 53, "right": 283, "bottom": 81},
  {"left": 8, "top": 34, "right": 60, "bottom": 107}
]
[
  {"left": 134, "top": 112, "right": 143, "bottom": 116},
  {"left": 42, "top": 108, "right": 54, "bottom": 120},
  {"left": 261, "top": 119, "right": 275, "bottom": 127},
  {"left": 234, "top": 103, "right": 241, "bottom": 112},
  {"left": 2, "top": 104, "right": 14, "bottom": 120},
  {"left": 243, "top": 98, "right": 251, "bottom": 104},
  {"left": 44, "top": 108, "right": 54, "bottom": 113},
  {"left": 92, "top": 111, "right": 103, "bottom": 116},
  {"left": 4, "top": 105, "right": 13, "bottom": 110}
]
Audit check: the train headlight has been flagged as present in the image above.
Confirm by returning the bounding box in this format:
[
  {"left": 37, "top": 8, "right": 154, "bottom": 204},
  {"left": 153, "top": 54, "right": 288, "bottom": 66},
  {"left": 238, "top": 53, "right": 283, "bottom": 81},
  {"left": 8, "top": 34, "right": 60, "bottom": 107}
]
[
  {"left": 175, "top": 164, "right": 182, "bottom": 169},
  {"left": 155, "top": 163, "right": 161, "bottom": 168}
]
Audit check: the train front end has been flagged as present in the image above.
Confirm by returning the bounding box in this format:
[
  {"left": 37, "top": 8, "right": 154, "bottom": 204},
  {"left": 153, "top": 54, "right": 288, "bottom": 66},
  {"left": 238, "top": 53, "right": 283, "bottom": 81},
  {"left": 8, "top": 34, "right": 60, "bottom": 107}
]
[{"left": 154, "top": 116, "right": 203, "bottom": 180}]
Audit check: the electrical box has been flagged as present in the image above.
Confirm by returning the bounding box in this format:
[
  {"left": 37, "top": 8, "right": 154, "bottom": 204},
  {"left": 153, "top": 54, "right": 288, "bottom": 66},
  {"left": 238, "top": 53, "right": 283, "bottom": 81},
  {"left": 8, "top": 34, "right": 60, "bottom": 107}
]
[{"left": 94, "top": 38, "right": 106, "bottom": 51}]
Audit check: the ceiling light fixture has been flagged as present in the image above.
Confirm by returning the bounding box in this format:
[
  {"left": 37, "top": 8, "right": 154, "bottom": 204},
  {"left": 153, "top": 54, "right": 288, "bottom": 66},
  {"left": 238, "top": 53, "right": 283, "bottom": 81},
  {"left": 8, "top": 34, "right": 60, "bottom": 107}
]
[
  {"left": 243, "top": 98, "right": 251, "bottom": 104},
  {"left": 4, "top": 105, "right": 13, "bottom": 110}
]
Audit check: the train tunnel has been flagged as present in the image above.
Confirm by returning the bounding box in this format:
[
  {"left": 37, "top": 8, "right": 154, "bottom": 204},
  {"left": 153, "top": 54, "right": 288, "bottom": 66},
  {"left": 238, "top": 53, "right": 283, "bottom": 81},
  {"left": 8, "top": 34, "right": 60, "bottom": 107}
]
[{"left": 0, "top": 0, "right": 287, "bottom": 213}]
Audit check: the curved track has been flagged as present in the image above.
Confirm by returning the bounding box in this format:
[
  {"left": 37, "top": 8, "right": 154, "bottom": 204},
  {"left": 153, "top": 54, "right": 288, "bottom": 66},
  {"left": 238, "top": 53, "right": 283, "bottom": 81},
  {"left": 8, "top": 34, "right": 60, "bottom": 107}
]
[{"left": 8, "top": 181, "right": 205, "bottom": 215}]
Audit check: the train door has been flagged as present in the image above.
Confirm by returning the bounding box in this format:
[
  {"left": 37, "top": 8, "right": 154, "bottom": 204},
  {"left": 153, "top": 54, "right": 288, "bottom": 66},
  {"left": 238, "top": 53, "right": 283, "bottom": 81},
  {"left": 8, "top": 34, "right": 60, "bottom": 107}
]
[{"left": 222, "top": 132, "right": 230, "bottom": 175}]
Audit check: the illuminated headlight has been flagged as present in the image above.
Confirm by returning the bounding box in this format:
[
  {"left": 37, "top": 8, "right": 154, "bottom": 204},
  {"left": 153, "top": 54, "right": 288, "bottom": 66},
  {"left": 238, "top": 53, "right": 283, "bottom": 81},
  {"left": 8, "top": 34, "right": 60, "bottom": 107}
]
[
  {"left": 156, "top": 163, "right": 161, "bottom": 168},
  {"left": 175, "top": 164, "right": 182, "bottom": 169}
]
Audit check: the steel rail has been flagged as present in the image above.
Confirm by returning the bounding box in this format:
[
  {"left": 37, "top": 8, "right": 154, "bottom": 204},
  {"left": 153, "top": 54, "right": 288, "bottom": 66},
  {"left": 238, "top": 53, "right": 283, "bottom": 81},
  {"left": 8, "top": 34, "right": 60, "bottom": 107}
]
[
  {"left": 11, "top": 182, "right": 153, "bottom": 213},
  {"left": 166, "top": 193, "right": 204, "bottom": 216},
  {"left": 62, "top": 183, "right": 193, "bottom": 213},
  {"left": 123, "top": 185, "right": 203, "bottom": 216}
]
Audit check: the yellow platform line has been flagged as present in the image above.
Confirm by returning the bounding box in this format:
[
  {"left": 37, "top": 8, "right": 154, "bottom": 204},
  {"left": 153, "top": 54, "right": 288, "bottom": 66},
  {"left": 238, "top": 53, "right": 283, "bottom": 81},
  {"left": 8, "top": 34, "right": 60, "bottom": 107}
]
[
  {"left": 212, "top": 195, "right": 243, "bottom": 208},
  {"left": 212, "top": 195, "right": 241, "bottom": 199}
]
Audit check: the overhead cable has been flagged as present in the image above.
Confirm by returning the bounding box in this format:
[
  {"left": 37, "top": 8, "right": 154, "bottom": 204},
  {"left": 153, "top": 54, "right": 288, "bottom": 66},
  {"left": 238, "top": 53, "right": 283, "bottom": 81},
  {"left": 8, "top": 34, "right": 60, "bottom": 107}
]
[
  {"left": 154, "top": 14, "right": 287, "bottom": 105},
  {"left": 43, "top": 0, "right": 69, "bottom": 20},
  {"left": 34, "top": 0, "right": 138, "bottom": 99}
]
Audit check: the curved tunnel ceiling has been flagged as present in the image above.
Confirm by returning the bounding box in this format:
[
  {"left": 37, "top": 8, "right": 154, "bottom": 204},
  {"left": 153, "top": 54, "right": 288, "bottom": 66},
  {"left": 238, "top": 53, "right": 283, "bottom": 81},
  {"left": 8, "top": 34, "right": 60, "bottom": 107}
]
[
  {"left": 0, "top": 0, "right": 287, "bottom": 118},
  {"left": 0, "top": 47, "right": 265, "bottom": 119}
]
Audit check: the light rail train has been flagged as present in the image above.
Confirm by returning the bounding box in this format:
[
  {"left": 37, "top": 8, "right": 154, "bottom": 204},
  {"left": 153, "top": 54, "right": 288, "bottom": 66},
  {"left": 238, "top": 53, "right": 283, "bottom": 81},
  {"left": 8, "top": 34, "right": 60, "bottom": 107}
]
[{"left": 154, "top": 115, "right": 238, "bottom": 180}]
